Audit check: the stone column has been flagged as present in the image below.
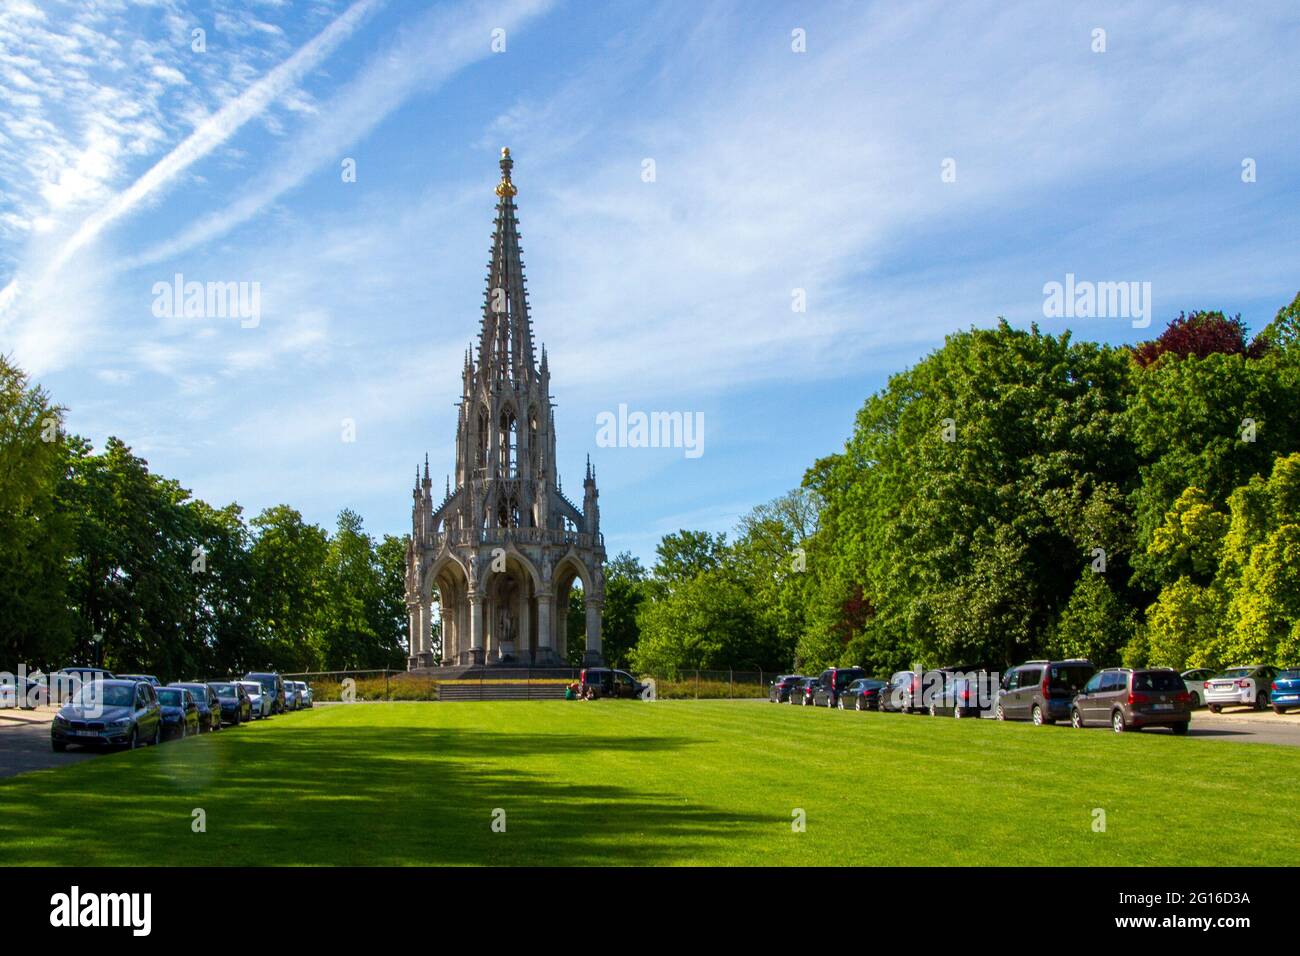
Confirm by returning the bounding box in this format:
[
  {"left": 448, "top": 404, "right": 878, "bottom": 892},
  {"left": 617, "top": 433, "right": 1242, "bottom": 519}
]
[
  {"left": 584, "top": 597, "right": 604, "bottom": 667},
  {"left": 467, "top": 592, "right": 484, "bottom": 665},
  {"left": 536, "top": 593, "right": 555, "bottom": 665},
  {"left": 419, "top": 600, "right": 434, "bottom": 666},
  {"left": 407, "top": 603, "right": 420, "bottom": 670}
]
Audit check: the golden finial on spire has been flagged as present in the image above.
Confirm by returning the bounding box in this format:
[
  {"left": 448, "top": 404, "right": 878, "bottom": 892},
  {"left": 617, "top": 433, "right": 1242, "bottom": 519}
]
[{"left": 495, "top": 146, "right": 517, "bottom": 198}]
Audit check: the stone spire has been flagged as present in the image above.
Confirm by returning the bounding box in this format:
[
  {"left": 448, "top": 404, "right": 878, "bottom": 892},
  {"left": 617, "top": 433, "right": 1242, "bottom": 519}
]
[{"left": 477, "top": 147, "right": 535, "bottom": 383}]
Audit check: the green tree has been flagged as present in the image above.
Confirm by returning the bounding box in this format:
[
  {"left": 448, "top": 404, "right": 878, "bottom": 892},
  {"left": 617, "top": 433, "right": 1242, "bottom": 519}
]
[
  {"left": 600, "top": 551, "right": 645, "bottom": 669},
  {"left": 0, "top": 356, "right": 75, "bottom": 667},
  {"left": 248, "top": 505, "right": 329, "bottom": 671}
]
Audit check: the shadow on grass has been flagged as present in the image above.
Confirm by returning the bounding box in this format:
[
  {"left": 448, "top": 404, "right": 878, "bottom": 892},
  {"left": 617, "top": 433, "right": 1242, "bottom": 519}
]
[{"left": 0, "top": 725, "right": 771, "bottom": 866}]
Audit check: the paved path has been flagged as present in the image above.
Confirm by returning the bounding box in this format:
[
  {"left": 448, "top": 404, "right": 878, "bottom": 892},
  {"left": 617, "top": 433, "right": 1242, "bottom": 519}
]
[{"left": 0, "top": 710, "right": 93, "bottom": 779}]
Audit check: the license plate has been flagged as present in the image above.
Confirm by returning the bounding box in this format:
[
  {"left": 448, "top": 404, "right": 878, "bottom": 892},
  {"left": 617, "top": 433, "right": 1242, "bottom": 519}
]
[
  {"left": 71, "top": 730, "right": 99, "bottom": 737},
  {"left": 1152, "top": 703, "right": 1173, "bottom": 711}
]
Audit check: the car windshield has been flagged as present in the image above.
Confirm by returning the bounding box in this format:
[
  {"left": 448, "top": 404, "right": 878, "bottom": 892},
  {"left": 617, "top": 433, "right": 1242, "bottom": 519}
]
[
  {"left": 157, "top": 689, "right": 183, "bottom": 706},
  {"left": 1216, "top": 668, "right": 1253, "bottom": 679},
  {"left": 1277, "top": 670, "right": 1299, "bottom": 680},
  {"left": 75, "top": 685, "right": 134, "bottom": 708},
  {"left": 1133, "top": 671, "right": 1184, "bottom": 692},
  {"left": 210, "top": 684, "right": 235, "bottom": 697}
]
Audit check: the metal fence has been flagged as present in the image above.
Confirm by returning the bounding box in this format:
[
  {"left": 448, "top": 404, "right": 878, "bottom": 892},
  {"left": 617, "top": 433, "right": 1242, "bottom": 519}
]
[{"left": 278, "top": 668, "right": 775, "bottom": 702}]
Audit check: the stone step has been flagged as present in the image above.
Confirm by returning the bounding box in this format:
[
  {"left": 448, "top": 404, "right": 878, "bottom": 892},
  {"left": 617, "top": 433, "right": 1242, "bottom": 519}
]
[{"left": 438, "top": 682, "right": 570, "bottom": 701}]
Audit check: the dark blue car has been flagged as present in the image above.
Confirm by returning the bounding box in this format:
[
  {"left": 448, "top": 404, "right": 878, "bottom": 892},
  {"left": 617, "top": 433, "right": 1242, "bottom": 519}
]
[
  {"left": 209, "top": 682, "right": 252, "bottom": 725},
  {"left": 156, "top": 687, "right": 200, "bottom": 740},
  {"left": 170, "top": 682, "right": 222, "bottom": 732},
  {"left": 1271, "top": 670, "right": 1300, "bottom": 714}
]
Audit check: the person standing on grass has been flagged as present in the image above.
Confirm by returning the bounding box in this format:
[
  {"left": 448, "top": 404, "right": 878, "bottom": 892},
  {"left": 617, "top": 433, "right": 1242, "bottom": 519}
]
[{"left": 828, "top": 667, "right": 839, "bottom": 709}]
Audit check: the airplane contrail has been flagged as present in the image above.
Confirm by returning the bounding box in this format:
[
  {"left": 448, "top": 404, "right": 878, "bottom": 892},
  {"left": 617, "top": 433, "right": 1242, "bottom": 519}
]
[{"left": 0, "top": 0, "right": 383, "bottom": 316}]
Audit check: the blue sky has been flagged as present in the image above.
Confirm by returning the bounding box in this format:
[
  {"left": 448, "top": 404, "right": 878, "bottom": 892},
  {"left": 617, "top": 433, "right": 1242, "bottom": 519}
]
[{"left": 2, "top": 0, "right": 1299, "bottom": 564}]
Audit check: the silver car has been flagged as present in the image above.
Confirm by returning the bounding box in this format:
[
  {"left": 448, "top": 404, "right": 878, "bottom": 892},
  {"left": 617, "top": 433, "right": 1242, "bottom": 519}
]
[
  {"left": 1181, "top": 668, "right": 1215, "bottom": 707},
  {"left": 1203, "top": 665, "right": 1276, "bottom": 712},
  {"left": 236, "top": 680, "right": 271, "bottom": 719},
  {"left": 292, "top": 680, "right": 312, "bottom": 709}
]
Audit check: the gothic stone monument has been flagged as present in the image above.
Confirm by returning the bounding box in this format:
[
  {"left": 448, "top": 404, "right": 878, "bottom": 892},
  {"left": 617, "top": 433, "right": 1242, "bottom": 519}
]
[{"left": 404, "top": 149, "right": 606, "bottom": 670}]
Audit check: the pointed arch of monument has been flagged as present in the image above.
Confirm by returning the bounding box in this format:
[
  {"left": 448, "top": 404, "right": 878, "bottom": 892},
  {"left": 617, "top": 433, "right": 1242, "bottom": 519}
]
[{"left": 553, "top": 548, "right": 593, "bottom": 592}]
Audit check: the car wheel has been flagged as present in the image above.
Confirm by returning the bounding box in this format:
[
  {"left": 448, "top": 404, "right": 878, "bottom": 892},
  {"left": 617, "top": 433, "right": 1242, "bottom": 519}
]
[
  {"left": 52, "top": 740, "right": 66, "bottom": 753},
  {"left": 1190, "top": 691, "right": 1201, "bottom": 708},
  {"left": 1255, "top": 692, "right": 1269, "bottom": 711},
  {"left": 855, "top": 697, "right": 863, "bottom": 711},
  {"left": 128, "top": 727, "right": 139, "bottom": 750},
  {"left": 1209, "top": 704, "right": 1221, "bottom": 714},
  {"left": 1071, "top": 708, "right": 1084, "bottom": 729},
  {"left": 837, "top": 698, "right": 844, "bottom": 710},
  {"left": 1031, "top": 704, "right": 1044, "bottom": 726},
  {"left": 995, "top": 703, "right": 1005, "bottom": 721},
  {"left": 1171, "top": 722, "right": 1189, "bottom": 735},
  {"left": 1273, "top": 705, "right": 1288, "bottom": 715},
  {"left": 1112, "top": 710, "right": 1127, "bottom": 734}
]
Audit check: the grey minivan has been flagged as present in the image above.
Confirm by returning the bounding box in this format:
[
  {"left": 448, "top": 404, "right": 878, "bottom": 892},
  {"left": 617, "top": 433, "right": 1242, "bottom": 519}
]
[
  {"left": 997, "top": 659, "right": 1095, "bottom": 725},
  {"left": 1070, "top": 667, "right": 1191, "bottom": 734}
]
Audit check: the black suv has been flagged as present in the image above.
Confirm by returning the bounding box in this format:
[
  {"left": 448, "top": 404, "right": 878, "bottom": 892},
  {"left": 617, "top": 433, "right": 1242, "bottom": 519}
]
[
  {"left": 813, "top": 667, "right": 867, "bottom": 707},
  {"left": 580, "top": 668, "right": 647, "bottom": 700},
  {"left": 997, "top": 659, "right": 1095, "bottom": 725}
]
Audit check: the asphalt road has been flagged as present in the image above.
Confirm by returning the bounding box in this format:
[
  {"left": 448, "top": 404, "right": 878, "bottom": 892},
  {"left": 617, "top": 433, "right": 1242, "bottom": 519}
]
[
  {"left": 3, "top": 703, "right": 1300, "bottom": 782},
  {"left": 0, "top": 714, "right": 94, "bottom": 779}
]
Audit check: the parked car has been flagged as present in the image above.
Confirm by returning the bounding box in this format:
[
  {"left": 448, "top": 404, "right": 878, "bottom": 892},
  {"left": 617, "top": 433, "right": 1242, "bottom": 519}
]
[
  {"left": 769, "top": 675, "right": 805, "bottom": 703},
  {"left": 1204, "top": 665, "right": 1276, "bottom": 712},
  {"left": 1181, "top": 669, "right": 1215, "bottom": 707},
  {"left": 210, "top": 682, "right": 252, "bottom": 725},
  {"left": 997, "top": 659, "right": 1095, "bottom": 725},
  {"left": 169, "top": 682, "right": 221, "bottom": 732},
  {"left": 789, "top": 677, "right": 818, "bottom": 705},
  {"left": 879, "top": 671, "right": 921, "bottom": 713},
  {"left": 156, "top": 687, "right": 200, "bottom": 740},
  {"left": 922, "top": 668, "right": 996, "bottom": 718},
  {"left": 283, "top": 681, "right": 300, "bottom": 711},
  {"left": 579, "top": 668, "right": 647, "bottom": 699},
  {"left": 0, "top": 674, "right": 45, "bottom": 709},
  {"left": 1070, "top": 667, "right": 1191, "bottom": 734},
  {"left": 243, "top": 672, "right": 286, "bottom": 714},
  {"left": 115, "top": 674, "right": 162, "bottom": 688},
  {"left": 813, "top": 667, "right": 867, "bottom": 707},
  {"left": 237, "top": 680, "right": 271, "bottom": 719},
  {"left": 840, "top": 678, "right": 885, "bottom": 711},
  {"left": 51, "top": 679, "right": 162, "bottom": 751},
  {"left": 292, "top": 680, "right": 312, "bottom": 708},
  {"left": 1270, "top": 670, "right": 1300, "bottom": 714}
]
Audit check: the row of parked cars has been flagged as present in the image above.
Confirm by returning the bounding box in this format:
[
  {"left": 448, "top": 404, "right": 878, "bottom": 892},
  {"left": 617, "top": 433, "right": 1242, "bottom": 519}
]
[
  {"left": 45, "top": 668, "right": 313, "bottom": 752},
  {"left": 770, "top": 661, "right": 1300, "bottom": 734}
]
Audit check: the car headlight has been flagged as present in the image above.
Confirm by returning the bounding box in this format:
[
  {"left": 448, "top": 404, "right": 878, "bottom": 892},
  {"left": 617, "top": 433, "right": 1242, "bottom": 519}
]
[
  {"left": 53, "top": 715, "right": 69, "bottom": 727},
  {"left": 108, "top": 719, "right": 132, "bottom": 730}
]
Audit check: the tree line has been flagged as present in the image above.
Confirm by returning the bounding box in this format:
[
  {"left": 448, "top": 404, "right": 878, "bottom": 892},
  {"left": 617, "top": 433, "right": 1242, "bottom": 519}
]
[
  {"left": 0, "top": 354, "right": 408, "bottom": 680},
  {"left": 610, "top": 293, "right": 1300, "bottom": 677},
  {"left": 7, "top": 293, "right": 1298, "bottom": 681}
]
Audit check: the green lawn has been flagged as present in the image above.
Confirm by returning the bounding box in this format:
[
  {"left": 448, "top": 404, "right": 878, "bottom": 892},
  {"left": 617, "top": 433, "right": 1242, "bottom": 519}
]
[{"left": 3, "top": 700, "right": 1297, "bottom": 865}]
